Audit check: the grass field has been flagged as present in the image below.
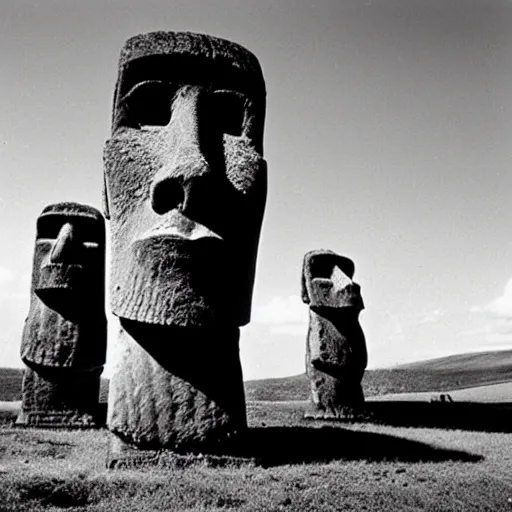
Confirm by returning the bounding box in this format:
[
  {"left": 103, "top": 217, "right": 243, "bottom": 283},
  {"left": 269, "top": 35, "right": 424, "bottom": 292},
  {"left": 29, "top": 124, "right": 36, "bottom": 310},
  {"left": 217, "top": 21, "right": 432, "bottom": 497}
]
[
  {"left": 2, "top": 401, "right": 512, "bottom": 511},
  {"left": 2, "top": 349, "right": 512, "bottom": 510}
]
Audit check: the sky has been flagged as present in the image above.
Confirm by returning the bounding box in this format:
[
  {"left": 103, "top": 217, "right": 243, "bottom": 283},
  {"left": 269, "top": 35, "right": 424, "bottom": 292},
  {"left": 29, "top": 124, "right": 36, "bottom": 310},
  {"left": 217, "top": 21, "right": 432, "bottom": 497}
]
[{"left": 1, "top": 0, "right": 512, "bottom": 380}]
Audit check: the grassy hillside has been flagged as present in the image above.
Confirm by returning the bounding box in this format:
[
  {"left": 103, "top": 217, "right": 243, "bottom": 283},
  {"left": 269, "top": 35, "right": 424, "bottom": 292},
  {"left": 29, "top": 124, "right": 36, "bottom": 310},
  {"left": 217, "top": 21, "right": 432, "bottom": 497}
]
[
  {"left": 244, "top": 349, "right": 512, "bottom": 401},
  {"left": 3, "top": 348, "right": 512, "bottom": 403},
  {"left": 243, "top": 368, "right": 512, "bottom": 402},
  {"left": 396, "top": 349, "right": 512, "bottom": 371}
]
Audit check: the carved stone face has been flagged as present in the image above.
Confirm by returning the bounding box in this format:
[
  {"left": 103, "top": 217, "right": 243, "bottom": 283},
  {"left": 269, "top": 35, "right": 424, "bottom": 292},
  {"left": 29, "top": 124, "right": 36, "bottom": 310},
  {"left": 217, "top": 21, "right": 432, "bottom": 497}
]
[
  {"left": 301, "top": 250, "right": 364, "bottom": 313},
  {"left": 103, "top": 32, "right": 267, "bottom": 327},
  {"left": 21, "top": 203, "right": 106, "bottom": 368},
  {"left": 32, "top": 203, "right": 105, "bottom": 313}
]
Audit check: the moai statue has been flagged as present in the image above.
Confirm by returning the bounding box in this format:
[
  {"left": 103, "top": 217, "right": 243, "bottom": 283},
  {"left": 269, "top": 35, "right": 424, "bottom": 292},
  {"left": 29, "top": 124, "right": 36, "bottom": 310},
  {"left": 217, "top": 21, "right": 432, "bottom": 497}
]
[
  {"left": 301, "top": 250, "right": 367, "bottom": 419},
  {"left": 104, "top": 31, "right": 267, "bottom": 456},
  {"left": 17, "top": 203, "right": 107, "bottom": 427}
]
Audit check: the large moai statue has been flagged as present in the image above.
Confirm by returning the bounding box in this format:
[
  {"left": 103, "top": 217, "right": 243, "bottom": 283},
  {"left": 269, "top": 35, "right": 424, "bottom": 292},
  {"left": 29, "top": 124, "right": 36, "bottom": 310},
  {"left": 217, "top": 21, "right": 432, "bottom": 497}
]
[
  {"left": 104, "top": 31, "right": 267, "bottom": 455},
  {"left": 301, "top": 250, "right": 367, "bottom": 419},
  {"left": 17, "top": 203, "right": 107, "bottom": 427}
]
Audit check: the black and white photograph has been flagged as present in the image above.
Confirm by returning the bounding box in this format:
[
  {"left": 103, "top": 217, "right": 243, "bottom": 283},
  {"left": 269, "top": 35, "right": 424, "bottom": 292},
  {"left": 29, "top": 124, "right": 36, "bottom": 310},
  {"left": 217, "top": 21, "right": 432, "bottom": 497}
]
[{"left": 1, "top": 1, "right": 512, "bottom": 510}]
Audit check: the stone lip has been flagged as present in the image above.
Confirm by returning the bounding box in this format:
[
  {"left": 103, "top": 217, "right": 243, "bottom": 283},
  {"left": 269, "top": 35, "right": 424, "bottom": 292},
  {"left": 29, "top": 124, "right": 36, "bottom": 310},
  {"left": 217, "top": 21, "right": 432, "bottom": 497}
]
[
  {"left": 130, "top": 233, "right": 226, "bottom": 263},
  {"left": 138, "top": 228, "right": 222, "bottom": 245},
  {"left": 35, "top": 264, "right": 86, "bottom": 313},
  {"left": 110, "top": 235, "right": 231, "bottom": 326},
  {"left": 139, "top": 210, "right": 224, "bottom": 243},
  {"left": 36, "top": 263, "right": 84, "bottom": 287}
]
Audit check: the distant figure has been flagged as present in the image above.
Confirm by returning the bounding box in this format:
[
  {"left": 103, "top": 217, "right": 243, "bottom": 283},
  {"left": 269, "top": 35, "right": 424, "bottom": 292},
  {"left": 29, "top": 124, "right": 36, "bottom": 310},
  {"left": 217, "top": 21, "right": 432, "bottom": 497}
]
[
  {"left": 104, "top": 31, "right": 267, "bottom": 456},
  {"left": 430, "top": 394, "right": 454, "bottom": 403},
  {"left": 301, "top": 250, "right": 367, "bottom": 419},
  {"left": 17, "top": 203, "right": 107, "bottom": 427}
]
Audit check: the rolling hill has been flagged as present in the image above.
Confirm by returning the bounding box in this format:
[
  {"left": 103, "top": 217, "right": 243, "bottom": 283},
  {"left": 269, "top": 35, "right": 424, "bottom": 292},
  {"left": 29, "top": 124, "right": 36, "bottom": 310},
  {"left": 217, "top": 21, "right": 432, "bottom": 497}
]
[
  {"left": 244, "top": 349, "right": 512, "bottom": 401},
  {"left": 396, "top": 349, "right": 512, "bottom": 372},
  {"left": 2, "top": 349, "right": 512, "bottom": 403}
]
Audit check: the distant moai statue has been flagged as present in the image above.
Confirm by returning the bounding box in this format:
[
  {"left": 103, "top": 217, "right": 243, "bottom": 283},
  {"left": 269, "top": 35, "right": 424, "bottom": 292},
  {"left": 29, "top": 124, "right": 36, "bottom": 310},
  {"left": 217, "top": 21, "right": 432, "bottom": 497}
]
[
  {"left": 104, "top": 31, "right": 267, "bottom": 457},
  {"left": 301, "top": 250, "right": 367, "bottom": 419},
  {"left": 17, "top": 203, "right": 107, "bottom": 427}
]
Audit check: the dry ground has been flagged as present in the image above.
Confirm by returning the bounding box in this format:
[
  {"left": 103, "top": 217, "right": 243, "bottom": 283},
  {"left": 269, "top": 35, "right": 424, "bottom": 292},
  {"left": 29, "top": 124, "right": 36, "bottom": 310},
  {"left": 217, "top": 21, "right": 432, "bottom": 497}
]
[{"left": 1, "top": 400, "right": 512, "bottom": 511}]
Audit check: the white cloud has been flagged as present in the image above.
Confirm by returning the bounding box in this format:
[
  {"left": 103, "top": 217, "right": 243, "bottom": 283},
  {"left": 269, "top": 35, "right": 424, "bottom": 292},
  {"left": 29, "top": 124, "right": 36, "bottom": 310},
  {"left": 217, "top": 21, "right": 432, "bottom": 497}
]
[{"left": 471, "top": 278, "right": 512, "bottom": 318}]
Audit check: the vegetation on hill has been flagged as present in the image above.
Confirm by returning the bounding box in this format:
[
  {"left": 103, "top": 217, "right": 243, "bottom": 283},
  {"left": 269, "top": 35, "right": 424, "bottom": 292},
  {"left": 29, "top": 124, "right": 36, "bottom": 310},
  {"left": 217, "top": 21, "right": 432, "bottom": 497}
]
[
  {"left": 244, "top": 367, "right": 512, "bottom": 402},
  {"left": 395, "top": 349, "right": 512, "bottom": 371},
  {"left": 2, "top": 348, "right": 512, "bottom": 404},
  {"left": 244, "top": 349, "right": 512, "bottom": 401}
]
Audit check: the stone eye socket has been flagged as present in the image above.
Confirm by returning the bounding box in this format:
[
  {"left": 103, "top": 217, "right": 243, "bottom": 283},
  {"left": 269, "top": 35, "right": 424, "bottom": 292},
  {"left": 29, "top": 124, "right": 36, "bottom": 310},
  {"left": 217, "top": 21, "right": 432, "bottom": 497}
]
[
  {"left": 308, "top": 255, "right": 355, "bottom": 280},
  {"left": 310, "top": 258, "right": 335, "bottom": 280},
  {"left": 121, "top": 81, "right": 172, "bottom": 129},
  {"left": 37, "top": 216, "right": 100, "bottom": 245},
  {"left": 37, "top": 216, "right": 68, "bottom": 240},
  {"left": 212, "top": 90, "right": 246, "bottom": 136}
]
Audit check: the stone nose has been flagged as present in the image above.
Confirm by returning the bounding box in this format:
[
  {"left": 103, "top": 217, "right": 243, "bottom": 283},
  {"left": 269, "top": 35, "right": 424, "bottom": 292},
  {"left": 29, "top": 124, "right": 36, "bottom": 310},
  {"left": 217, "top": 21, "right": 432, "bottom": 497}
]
[
  {"left": 49, "top": 222, "right": 76, "bottom": 262},
  {"left": 150, "top": 87, "right": 217, "bottom": 216},
  {"left": 150, "top": 152, "right": 211, "bottom": 216}
]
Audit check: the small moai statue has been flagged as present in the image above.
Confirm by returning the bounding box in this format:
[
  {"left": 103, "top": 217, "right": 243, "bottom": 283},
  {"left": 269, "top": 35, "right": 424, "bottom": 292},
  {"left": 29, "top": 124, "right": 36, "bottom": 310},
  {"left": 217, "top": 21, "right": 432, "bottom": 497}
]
[
  {"left": 103, "top": 31, "right": 267, "bottom": 459},
  {"left": 301, "top": 250, "right": 367, "bottom": 419},
  {"left": 17, "top": 203, "right": 107, "bottom": 427}
]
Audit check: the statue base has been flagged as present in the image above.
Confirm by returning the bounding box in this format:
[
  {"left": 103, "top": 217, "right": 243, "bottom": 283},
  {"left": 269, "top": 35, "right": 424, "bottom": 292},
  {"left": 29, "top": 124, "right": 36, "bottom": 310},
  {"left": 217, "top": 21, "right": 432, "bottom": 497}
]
[
  {"left": 16, "top": 366, "right": 105, "bottom": 428},
  {"left": 303, "top": 402, "right": 368, "bottom": 421},
  {"left": 106, "top": 435, "right": 257, "bottom": 469},
  {"left": 15, "top": 406, "right": 106, "bottom": 428}
]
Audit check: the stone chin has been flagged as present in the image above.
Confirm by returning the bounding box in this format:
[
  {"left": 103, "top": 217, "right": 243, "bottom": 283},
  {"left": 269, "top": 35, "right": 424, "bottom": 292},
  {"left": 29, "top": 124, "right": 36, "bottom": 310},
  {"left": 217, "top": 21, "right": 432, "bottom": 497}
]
[{"left": 110, "top": 235, "right": 235, "bottom": 327}]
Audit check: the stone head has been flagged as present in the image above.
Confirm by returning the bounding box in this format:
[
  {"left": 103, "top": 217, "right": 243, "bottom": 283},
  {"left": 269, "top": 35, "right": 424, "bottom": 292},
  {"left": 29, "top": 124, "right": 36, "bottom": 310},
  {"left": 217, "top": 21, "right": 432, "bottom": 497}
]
[
  {"left": 21, "top": 203, "right": 106, "bottom": 368},
  {"left": 31, "top": 202, "right": 106, "bottom": 314},
  {"left": 103, "top": 31, "right": 267, "bottom": 328},
  {"left": 301, "top": 250, "right": 364, "bottom": 314}
]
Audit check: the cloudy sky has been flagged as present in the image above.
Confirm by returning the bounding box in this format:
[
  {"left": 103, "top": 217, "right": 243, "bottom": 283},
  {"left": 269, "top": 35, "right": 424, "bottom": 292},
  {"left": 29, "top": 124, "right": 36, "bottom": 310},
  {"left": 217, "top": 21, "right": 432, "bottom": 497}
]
[{"left": 1, "top": 0, "right": 512, "bottom": 380}]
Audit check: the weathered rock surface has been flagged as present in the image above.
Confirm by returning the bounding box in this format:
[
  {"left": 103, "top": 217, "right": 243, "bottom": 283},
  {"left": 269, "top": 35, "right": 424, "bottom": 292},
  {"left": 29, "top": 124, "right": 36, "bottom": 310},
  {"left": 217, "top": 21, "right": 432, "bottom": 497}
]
[
  {"left": 301, "top": 250, "right": 367, "bottom": 419},
  {"left": 17, "top": 202, "right": 107, "bottom": 427},
  {"left": 104, "top": 31, "right": 267, "bottom": 456}
]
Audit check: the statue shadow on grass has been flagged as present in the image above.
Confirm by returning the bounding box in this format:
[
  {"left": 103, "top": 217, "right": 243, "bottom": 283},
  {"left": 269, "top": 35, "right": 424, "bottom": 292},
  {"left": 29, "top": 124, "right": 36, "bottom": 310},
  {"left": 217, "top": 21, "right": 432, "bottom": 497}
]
[
  {"left": 227, "top": 426, "right": 482, "bottom": 467},
  {"left": 364, "top": 400, "right": 512, "bottom": 433}
]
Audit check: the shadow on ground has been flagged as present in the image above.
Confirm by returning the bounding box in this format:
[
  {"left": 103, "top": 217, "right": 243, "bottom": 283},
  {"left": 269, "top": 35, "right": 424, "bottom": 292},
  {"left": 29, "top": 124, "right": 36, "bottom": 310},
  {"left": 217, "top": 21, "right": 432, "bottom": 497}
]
[
  {"left": 228, "top": 426, "right": 482, "bottom": 466},
  {"left": 365, "top": 401, "right": 512, "bottom": 433}
]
